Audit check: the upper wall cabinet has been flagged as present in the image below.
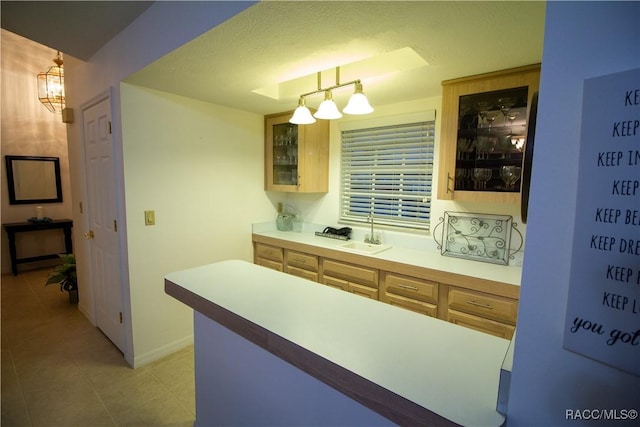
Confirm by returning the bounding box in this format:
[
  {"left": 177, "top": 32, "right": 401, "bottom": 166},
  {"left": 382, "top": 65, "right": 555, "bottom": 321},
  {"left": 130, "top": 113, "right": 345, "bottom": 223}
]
[
  {"left": 437, "top": 64, "right": 541, "bottom": 204},
  {"left": 265, "top": 112, "right": 329, "bottom": 193}
]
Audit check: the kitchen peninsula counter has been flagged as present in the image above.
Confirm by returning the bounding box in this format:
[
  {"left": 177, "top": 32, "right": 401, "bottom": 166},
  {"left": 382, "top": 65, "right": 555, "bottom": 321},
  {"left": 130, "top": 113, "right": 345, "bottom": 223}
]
[{"left": 166, "top": 260, "right": 511, "bottom": 426}]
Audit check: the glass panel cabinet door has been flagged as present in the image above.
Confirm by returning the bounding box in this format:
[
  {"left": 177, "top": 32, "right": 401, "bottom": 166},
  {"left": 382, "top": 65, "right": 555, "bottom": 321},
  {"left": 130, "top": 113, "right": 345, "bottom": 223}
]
[
  {"left": 272, "top": 123, "right": 299, "bottom": 186},
  {"left": 438, "top": 64, "right": 540, "bottom": 204},
  {"left": 456, "top": 86, "right": 528, "bottom": 193},
  {"left": 265, "top": 112, "right": 329, "bottom": 193}
]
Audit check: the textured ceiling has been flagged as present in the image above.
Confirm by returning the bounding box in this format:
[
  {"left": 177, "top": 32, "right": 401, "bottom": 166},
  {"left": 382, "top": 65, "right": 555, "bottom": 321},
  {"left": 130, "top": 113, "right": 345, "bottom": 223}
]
[
  {"left": 126, "top": 1, "right": 546, "bottom": 116},
  {"left": 1, "top": 1, "right": 546, "bottom": 117}
]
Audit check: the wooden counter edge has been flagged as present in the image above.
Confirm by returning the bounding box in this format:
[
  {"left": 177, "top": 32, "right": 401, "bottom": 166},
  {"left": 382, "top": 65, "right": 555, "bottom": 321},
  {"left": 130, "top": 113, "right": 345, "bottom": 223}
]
[{"left": 165, "top": 278, "right": 461, "bottom": 427}]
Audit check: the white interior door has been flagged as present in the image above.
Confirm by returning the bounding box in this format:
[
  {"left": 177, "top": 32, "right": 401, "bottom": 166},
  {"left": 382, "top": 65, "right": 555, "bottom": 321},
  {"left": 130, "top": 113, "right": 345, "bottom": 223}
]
[{"left": 82, "top": 96, "right": 125, "bottom": 352}]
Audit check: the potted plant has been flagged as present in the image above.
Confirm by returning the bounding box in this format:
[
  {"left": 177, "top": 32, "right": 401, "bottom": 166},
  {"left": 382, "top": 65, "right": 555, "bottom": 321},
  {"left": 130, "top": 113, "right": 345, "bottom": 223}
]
[{"left": 45, "top": 253, "right": 78, "bottom": 304}]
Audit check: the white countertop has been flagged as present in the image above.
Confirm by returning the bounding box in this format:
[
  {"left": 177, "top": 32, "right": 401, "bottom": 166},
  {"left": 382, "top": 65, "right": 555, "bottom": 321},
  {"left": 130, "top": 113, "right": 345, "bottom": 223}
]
[
  {"left": 166, "top": 259, "right": 510, "bottom": 426},
  {"left": 253, "top": 226, "right": 522, "bottom": 287}
]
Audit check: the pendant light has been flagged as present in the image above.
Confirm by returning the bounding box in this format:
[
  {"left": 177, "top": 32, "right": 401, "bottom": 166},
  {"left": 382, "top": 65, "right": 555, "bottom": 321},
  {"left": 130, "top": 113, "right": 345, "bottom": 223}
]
[
  {"left": 290, "top": 97, "right": 316, "bottom": 124},
  {"left": 289, "top": 67, "right": 373, "bottom": 124},
  {"left": 343, "top": 82, "right": 374, "bottom": 115},
  {"left": 37, "top": 51, "right": 65, "bottom": 113},
  {"left": 314, "top": 91, "right": 342, "bottom": 120}
]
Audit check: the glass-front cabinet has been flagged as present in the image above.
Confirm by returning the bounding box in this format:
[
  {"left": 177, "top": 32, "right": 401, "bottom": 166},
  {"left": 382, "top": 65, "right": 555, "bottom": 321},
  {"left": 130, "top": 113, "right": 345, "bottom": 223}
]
[
  {"left": 438, "top": 64, "right": 540, "bottom": 204},
  {"left": 265, "top": 112, "right": 329, "bottom": 192}
]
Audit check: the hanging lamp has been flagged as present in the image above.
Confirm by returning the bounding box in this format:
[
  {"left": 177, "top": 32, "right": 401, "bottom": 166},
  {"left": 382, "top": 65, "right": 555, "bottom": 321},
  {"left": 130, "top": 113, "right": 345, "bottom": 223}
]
[
  {"left": 37, "top": 51, "right": 65, "bottom": 113},
  {"left": 314, "top": 91, "right": 342, "bottom": 120},
  {"left": 343, "top": 82, "right": 374, "bottom": 115},
  {"left": 289, "top": 67, "right": 373, "bottom": 124},
  {"left": 290, "top": 97, "right": 316, "bottom": 124}
]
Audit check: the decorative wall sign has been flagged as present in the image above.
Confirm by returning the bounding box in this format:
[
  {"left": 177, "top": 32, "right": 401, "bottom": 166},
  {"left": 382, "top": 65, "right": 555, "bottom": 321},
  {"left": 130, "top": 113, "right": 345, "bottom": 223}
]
[
  {"left": 433, "top": 212, "right": 522, "bottom": 265},
  {"left": 563, "top": 68, "right": 640, "bottom": 377}
]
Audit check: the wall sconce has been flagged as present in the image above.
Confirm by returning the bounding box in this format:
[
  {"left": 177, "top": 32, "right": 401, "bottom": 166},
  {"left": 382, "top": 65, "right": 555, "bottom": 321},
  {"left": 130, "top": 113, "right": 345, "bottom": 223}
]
[
  {"left": 290, "top": 67, "right": 374, "bottom": 124},
  {"left": 37, "top": 51, "right": 65, "bottom": 113}
]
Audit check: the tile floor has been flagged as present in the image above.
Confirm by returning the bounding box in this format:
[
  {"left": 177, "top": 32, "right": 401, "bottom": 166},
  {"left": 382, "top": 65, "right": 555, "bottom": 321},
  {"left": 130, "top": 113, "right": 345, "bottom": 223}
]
[{"left": 1, "top": 268, "right": 195, "bottom": 427}]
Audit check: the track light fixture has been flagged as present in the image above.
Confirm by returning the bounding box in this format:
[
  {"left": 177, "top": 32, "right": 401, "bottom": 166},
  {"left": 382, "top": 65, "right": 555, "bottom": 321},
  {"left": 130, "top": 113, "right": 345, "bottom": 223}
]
[{"left": 289, "top": 67, "right": 374, "bottom": 124}]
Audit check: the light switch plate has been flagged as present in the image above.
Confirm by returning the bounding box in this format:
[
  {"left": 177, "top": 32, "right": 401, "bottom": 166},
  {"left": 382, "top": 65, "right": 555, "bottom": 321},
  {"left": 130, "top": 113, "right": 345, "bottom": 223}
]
[{"left": 144, "top": 210, "right": 155, "bottom": 226}]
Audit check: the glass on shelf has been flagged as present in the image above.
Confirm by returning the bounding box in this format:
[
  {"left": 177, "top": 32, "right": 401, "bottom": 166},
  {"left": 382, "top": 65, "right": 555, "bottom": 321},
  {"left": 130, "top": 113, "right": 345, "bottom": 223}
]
[
  {"left": 455, "top": 86, "right": 528, "bottom": 192},
  {"left": 272, "top": 123, "right": 299, "bottom": 186}
]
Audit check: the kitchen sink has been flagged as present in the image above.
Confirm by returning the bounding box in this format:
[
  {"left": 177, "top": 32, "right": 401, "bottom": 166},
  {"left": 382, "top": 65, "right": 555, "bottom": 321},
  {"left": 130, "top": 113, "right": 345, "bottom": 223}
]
[{"left": 339, "top": 241, "right": 392, "bottom": 255}]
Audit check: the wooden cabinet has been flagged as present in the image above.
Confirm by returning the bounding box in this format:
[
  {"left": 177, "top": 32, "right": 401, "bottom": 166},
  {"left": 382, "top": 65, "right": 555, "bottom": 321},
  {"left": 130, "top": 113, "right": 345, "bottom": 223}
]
[
  {"left": 447, "top": 310, "right": 515, "bottom": 340},
  {"left": 380, "top": 272, "right": 438, "bottom": 318},
  {"left": 252, "top": 235, "right": 519, "bottom": 338},
  {"left": 265, "top": 111, "right": 329, "bottom": 193},
  {"left": 285, "top": 250, "right": 319, "bottom": 282},
  {"left": 321, "top": 259, "right": 379, "bottom": 300},
  {"left": 254, "top": 243, "right": 284, "bottom": 272},
  {"left": 447, "top": 287, "right": 518, "bottom": 339},
  {"left": 438, "top": 64, "right": 540, "bottom": 204}
]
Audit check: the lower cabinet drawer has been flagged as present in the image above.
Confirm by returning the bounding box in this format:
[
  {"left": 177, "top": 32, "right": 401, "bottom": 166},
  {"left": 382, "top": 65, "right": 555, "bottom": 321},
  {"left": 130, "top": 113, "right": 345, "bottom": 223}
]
[
  {"left": 322, "top": 259, "right": 378, "bottom": 288},
  {"left": 448, "top": 309, "right": 515, "bottom": 339},
  {"left": 383, "top": 293, "right": 437, "bottom": 317},
  {"left": 382, "top": 273, "right": 438, "bottom": 304},
  {"left": 287, "top": 265, "right": 318, "bottom": 282},
  {"left": 286, "top": 250, "right": 319, "bottom": 272},
  {"left": 256, "top": 258, "right": 283, "bottom": 272},
  {"left": 255, "top": 243, "right": 284, "bottom": 263},
  {"left": 448, "top": 287, "right": 518, "bottom": 325}
]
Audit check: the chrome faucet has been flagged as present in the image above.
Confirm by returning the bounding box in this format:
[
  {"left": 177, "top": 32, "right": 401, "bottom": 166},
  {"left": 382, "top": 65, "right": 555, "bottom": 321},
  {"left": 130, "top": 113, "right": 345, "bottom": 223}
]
[{"left": 364, "top": 215, "right": 381, "bottom": 245}]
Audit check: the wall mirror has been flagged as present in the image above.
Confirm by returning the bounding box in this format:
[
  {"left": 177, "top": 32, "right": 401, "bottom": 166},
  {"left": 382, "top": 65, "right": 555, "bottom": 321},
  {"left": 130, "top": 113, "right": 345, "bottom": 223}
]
[{"left": 5, "top": 155, "right": 63, "bottom": 204}]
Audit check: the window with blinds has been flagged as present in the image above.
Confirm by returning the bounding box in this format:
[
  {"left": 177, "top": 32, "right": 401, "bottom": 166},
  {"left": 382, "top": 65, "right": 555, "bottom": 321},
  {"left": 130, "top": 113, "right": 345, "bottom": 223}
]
[{"left": 340, "top": 120, "right": 435, "bottom": 230}]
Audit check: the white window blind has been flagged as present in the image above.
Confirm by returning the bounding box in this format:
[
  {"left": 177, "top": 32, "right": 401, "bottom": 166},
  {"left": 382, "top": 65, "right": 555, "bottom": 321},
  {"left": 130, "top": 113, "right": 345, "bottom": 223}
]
[{"left": 340, "top": 120, "right": 435, "bottom": 230}]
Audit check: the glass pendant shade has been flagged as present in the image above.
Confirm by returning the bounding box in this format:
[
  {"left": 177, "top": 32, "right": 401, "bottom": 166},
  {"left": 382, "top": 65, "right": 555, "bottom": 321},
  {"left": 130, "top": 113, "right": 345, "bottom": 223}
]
[
  {"left": 289, "top": 98, "right": 316, "bottom": 124},
  {"left": 314, "top": 91, "right": 342, "bottom": 120},
  {"left": 37, "top": 52, "right": 65, "bottom": 113},
  {"left": 343, "top": 82, "right": 374, "bottom": 115}
]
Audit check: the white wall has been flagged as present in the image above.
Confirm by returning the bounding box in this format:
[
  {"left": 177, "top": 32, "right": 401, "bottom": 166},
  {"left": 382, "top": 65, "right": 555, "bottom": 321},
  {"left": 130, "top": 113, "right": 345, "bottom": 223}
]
[
  {"left": 63, "top": 1, "right": 255, "bottom": 365},
  {"left": 120, "top": 83, "right": 274, "bottom": 365},
  {"left": 508, "top": 2, "right": 640, "bottom": 425},
  {"left": 1, "top": 30, "right": 72, "bottom": 273}
]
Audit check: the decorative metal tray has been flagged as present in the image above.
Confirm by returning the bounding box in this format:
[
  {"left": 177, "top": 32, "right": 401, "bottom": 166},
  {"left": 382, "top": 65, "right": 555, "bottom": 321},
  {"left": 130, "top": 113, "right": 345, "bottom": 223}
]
[{"left": 433, "top": 212, "right": 522, "bottom": 265}]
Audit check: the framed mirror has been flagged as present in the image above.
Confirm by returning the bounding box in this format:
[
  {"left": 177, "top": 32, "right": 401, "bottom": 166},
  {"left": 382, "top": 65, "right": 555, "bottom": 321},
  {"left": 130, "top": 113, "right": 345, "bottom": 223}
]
[{"left": 5, "top": 155, "right": 63, "bottom": 204}]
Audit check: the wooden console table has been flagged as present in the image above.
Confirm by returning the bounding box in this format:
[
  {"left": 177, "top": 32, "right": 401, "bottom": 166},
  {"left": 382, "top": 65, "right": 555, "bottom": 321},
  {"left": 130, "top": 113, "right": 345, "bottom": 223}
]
[{"left": 3, "top": 219, "right": 73, "bottom": 275}]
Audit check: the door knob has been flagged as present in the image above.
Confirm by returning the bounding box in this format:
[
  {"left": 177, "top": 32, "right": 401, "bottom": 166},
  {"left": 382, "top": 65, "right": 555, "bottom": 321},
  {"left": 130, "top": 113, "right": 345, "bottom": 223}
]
[{"left": 84, "top": 230, "right": 94, "bottom": 239}]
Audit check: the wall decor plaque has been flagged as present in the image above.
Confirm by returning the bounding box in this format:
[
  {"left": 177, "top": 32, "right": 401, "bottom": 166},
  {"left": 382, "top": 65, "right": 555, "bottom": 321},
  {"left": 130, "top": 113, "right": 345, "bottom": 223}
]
[
  {"left": 563, "top": 68, "right": 640, "bottom": 377},
  {"left": 433, "top": 211, "right": 522, "bottom": 265}
]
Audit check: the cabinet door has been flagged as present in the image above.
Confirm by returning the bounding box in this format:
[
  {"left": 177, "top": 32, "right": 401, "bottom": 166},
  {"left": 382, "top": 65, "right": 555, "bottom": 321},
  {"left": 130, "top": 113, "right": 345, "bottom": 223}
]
[
  {"left": 448, "top": 309, "right": 515, "bottom": 339},
  {"left": 255, "top": 243, "right": 284, "bottom": 263},
  {"left": 265, "top": 112, "right": 329, "bottom": 193},
  {"left": 322, "top": 275, "right": 349, "bottom": 292},
  {"left": 438, "top": 64, "right": 540, "bottom": 204},
  {"left": 348, "top": 282, "right": 378, "bottom": 300},
  {"left": 384, "top": 293, "right": 437, "bottom": 317},
  {"left": 256, "top": 258, "right": 283, "bottom": 272},
  {"left": 287, "top": 265, "right": 318, "bottom": 282}
]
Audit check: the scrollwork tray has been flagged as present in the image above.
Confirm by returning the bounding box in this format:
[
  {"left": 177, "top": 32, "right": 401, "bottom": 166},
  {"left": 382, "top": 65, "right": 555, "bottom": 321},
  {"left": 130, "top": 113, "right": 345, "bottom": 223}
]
[{"left": 433, "top": 212, "right": 522, "bottom": 265}]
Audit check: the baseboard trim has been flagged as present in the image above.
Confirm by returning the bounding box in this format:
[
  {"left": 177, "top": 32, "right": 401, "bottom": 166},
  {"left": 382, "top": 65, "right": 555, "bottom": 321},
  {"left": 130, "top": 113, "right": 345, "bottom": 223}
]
[{"left": 132, "top": 334, "right": 194, "bottom": 368}]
